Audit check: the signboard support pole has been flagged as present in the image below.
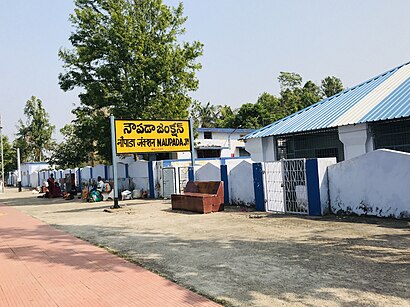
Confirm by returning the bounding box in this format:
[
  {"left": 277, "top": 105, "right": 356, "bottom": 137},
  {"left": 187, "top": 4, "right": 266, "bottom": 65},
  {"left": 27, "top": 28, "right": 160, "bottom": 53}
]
[
  {"left": 189, "top": 117, "right": 195, "bottom": 181},
  {"left": 110, "top": 115, "right": 120, "bottom": 208}
]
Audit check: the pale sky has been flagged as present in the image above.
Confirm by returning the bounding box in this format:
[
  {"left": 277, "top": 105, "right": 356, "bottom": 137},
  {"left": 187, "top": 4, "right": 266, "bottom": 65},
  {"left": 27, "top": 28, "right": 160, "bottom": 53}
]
[{"left": 1, "top": 0, "right": 409, "bottom": 141}]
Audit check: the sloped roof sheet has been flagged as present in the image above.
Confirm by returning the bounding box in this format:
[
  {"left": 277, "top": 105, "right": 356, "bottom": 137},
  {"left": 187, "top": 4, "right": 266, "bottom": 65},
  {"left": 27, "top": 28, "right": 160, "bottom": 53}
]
[{"left": 243, "top": 61, "right": 410, "bottom": 140}]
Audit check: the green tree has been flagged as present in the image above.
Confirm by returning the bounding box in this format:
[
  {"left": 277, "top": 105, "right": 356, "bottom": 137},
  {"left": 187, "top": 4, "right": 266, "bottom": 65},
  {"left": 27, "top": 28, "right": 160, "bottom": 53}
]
[
  {"left": 14, "top": 96, "right": 55, "bottom": 162},
  {"left": 255, "top": 92, "right": 284, "bottom": 122},
  {"left": 278, "top": 72, "right": 303, "bottom": 91},
  {"left": 225, "top": 93, "right": 283, "bottom": 129},
  {"left": 278, "top": 73, "right": 323, "bottom": 113},
  {"left": 228, "top": 103, "right": 267, "bottom": 129},
  {"left": 48, "top": 124, "right": 94, "bottom": 169},
  {"left": 215, "top": 105, "right": 234, "bottom": 128},
  {"left": 1, "top": 135, "right": 16, "bottom": 176},
  {"left": 321, "top": 76, "right": 344, "bottom": 98},
  {"left": 59, "top": 0, "right": 203, "bottom": 161},
  {"left": 301, "top": 80, "right": 323, "bottom": 108},
  {"left": 190, "top": 101, "right": 233, "bottom": 128}
]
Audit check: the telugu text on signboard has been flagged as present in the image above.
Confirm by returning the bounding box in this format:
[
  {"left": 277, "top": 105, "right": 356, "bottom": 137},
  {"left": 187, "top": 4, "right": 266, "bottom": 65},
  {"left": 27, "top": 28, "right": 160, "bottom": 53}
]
[{"left": 114, "top": 120, "right": 191, "bottom": 154}]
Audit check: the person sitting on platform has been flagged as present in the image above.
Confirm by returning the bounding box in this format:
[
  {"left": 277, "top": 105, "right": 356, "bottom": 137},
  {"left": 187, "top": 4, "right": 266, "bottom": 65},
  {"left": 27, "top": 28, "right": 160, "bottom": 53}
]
[
  {"left": 89, "top": 176, "right": 104, "bottom": 202},
  {"left": 45, "top": 174, "right": 55, "bottom": 198}
]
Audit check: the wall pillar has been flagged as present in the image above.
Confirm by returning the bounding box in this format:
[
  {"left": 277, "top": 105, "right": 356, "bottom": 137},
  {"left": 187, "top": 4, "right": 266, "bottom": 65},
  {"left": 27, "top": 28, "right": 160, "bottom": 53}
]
[
  {"left": 148, "top": 161, "right": 154, "bottom": 198},
  {"left": 262, "top": 137, "right": 277, "bottom": 161},
  {"left": 252, "top": 163, "right": 265, "bottom": 211},
  {"left": 220, "top": 165, "right": 229, "bottom": 204},
  {"left": 338, "top": 123, "right": 373, "bottom": 160},
  {"left": 306, "top": 159, "right": 321, "bottom": 216},
  {"left": 245, "top": 138, "right": 264, "bottom": 162}
]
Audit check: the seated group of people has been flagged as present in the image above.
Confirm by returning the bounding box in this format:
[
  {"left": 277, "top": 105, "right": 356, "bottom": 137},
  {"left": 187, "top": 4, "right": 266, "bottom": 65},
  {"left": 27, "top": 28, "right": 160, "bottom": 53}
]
[
  {"left": 44, "top": 174, "right": 62, "bottom": 198},
  {"left": 88, "top": 176, "right": 112, "bottom": 202},
  {"left": 43, "top": 175, "right": 111, "bottom": 202}
]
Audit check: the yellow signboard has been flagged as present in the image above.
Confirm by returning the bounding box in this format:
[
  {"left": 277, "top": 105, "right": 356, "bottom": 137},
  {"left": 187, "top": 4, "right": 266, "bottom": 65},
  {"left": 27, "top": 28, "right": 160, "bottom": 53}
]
[{"left": 115, "top": 120, "right": 191, "bottom": 154}]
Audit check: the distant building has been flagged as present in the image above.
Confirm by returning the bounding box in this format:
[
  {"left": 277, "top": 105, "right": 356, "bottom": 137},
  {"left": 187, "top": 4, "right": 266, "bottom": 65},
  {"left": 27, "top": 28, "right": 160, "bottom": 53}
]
[
  {"left": 243, "top": 61, "right": 410, "bottom": 162},
  {"left": 177, "top": 127, "right": 256, "bottom": 159}
]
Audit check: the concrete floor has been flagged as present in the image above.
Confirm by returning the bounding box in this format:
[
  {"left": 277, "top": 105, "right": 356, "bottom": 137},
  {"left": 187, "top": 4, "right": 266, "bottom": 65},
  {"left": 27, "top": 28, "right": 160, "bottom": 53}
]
[{"left": 1, "top": 188, "right": 409, "bottom": 306}]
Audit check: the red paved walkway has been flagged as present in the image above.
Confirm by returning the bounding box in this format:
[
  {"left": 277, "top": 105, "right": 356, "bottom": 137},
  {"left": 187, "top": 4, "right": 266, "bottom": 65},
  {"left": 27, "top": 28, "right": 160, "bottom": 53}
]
[{"left": 0, "top": 204, "right": 220, "bottom": 307}]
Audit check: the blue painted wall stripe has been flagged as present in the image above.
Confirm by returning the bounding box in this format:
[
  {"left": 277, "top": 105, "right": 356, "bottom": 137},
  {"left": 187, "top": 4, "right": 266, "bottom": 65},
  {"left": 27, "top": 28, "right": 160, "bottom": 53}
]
[
  {"left": 90, "top": 167, "right": 93, "bottom": 179},
  {"left": 163, "top": 160, "right": 172, "bottom": 167},
  {"left": 220, "top": 164, "right": 229, "bottom": 204},
  {"left": 125, "top": 164, "right": 129, "bottom": 178},
  {"left": 252, "top": 163, "right": 265, "bottom": 211},
  {"left": 104, "top": 165, "right": 108, "bottom": 180},
  {"left": 306, "top": 159, "right": 321, "bottom": 216},
  {"left": 148, "top": 161, "right": 155, "bottom": 198},
  {"left": 188, "top": 166, "right": 194, "bottom": 181}
]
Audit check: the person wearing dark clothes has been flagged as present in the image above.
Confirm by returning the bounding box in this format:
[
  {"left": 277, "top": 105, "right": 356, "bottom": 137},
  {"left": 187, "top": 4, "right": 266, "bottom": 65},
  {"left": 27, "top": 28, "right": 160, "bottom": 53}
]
[{"left": 46, "top": 174, "right": 55, "bottom": 198}]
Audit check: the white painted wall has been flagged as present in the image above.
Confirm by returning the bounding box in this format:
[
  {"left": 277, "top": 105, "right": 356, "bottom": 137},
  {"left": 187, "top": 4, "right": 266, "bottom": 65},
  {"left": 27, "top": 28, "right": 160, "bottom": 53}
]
[
  {"left": 80, "top": 167, "right": 91, "bottom": 180},
  {"left": 328, "top": 149, "right": 410, "bottom": 218},
  {"left": 317, "top": 158, "right": 337, "bottom": 215},
  {"left": 245, "top": 138, "right": 264, "bottom": 162},
  {"left": 117, "top": 163, "right": 127, "bottom": 179},
  {"left": 153, "top": 160, "right": 163, "bottom": 198},
  {"left": 29, "top": 171, "right": 39, "bottom": 187},
  {"left": 177, "top": 151, "right": 191, "bottom": 159},
  {"left": 93, "top": 165, "right": 106, "bottom": 179},
  {"left": 107, "top": 165, "right": 113, "bottom": 180},
  {"left": 128, "top": 161, "right": 149, "bottom": 193},
  {"left": 226, "top": 160, "right": 255, "bottom": 206},
  {"left": 20, "top": 163, "right": 50, "bottom": 187},
  {"left": 262, "top": 137, "right": 276, "bottom": 162},
  {"left": 128, "top": 161, "right": 148, "bottom": 178},
  {"left": 195, "top": 161, "right": 221, "bottom": 181}
]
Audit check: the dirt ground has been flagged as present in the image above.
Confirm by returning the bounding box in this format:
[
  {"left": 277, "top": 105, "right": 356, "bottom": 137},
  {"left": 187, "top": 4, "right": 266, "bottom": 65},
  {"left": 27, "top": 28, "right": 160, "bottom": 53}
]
[{"left": 1, "top": 188, "right": 409, "bottom": 306}]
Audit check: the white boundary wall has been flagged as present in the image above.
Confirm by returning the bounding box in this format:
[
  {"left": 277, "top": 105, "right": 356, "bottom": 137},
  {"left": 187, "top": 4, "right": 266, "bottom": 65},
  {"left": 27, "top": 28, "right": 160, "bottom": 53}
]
[
  {"left": 318, "top": 158, "right": 337, "bottom": 215},
  {"left": 328, "top": 149, "right": 410, "bottom": 218},
  {"left": 195, "top": 161, "right": 221, "bottom": 181},
  {"left": 128, "top": 161, "right": 149, "bottom": 192},
  {"left": 93, "top": 165, "right": 106, "bottom": 179},
  {"left": 81, "top": 167, "right": 92, "bottom": 180},
  {"left": 226, "top": 159, "right": 255, "bottom": 206}
]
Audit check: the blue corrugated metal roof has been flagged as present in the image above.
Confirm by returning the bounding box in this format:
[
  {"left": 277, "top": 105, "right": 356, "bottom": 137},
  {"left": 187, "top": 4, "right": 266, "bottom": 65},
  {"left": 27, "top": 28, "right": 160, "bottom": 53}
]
[
  {"left": 359, "top": 76, "right": 410, "bottom": 122},
  {"left": 243, "top": 61, "right": 410, "bottom": 140}
]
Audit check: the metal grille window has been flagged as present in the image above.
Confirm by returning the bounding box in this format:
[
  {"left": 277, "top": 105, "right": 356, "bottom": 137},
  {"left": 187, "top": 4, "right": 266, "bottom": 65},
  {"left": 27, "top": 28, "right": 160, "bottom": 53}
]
[
  {"left": 276, "top": 129, "right": 344, "bottom": 161},
  {"left": 372, "top": 119, "right": 410, "bottom": 153}
]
